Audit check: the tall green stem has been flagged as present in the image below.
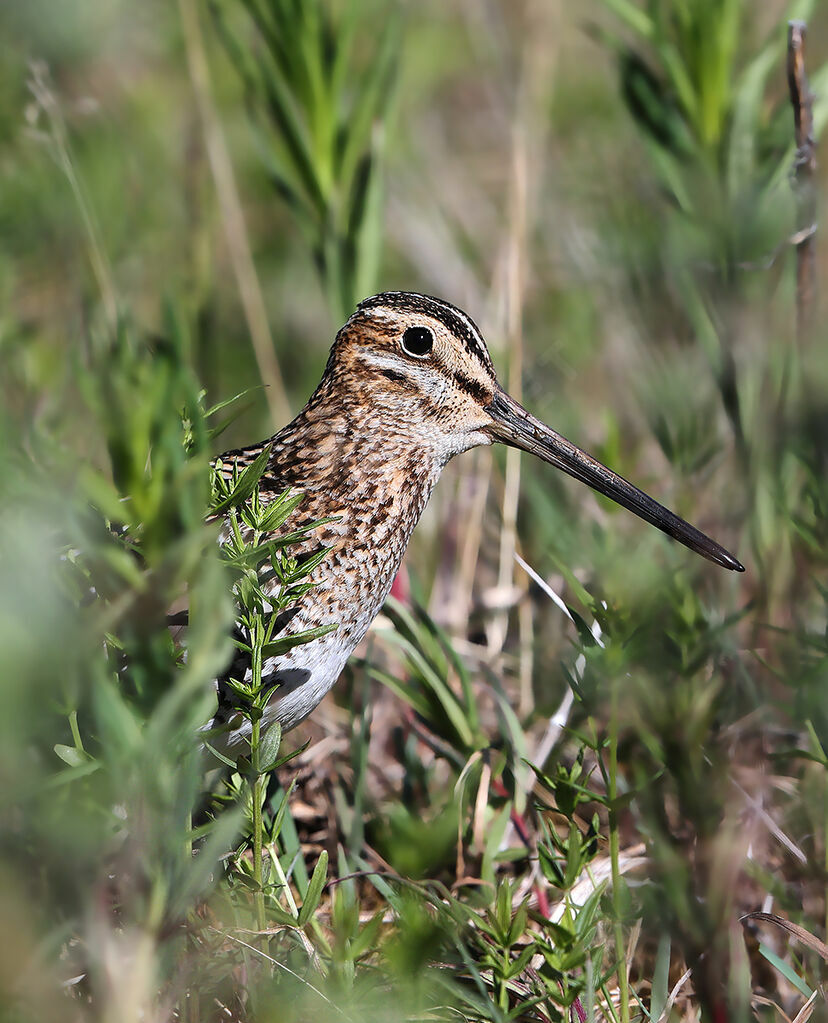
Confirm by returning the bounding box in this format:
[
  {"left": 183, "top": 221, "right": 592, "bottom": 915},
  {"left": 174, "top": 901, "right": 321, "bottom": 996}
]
[
  {"left": 250, "top": 613, "right": 266, "bottom": 933},
  {"left": 608, "top": 683, "right": 629, "bottom": 1023}
]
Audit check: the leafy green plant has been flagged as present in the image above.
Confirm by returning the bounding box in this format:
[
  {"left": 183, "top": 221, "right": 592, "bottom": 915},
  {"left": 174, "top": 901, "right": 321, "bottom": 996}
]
[
  {"left": 369, "top": 598, "right": 489, "bottom": 761},
  {"left": 3, "top": 2, "right": 827, "bottom": 1021},
  {"left": 205, "top": 454, "right": 336, "bottom": 932},
  {"left": 603, "top": 0, "right": 828, "bottom": 243},
  {"left": 210, "top": 0, "right": 401, "bottom": 323},
  {"left": 600, "top": 0, "right": 828, "bottom": 497}
]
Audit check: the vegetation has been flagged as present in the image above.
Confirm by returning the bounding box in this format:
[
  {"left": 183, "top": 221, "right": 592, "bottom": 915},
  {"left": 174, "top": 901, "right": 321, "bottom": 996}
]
[{"left": 1, "top": 1, "right": 826, "bottom": 1020}]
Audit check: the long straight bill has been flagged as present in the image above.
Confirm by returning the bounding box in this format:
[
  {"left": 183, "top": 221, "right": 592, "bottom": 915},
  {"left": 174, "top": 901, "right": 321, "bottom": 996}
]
[{"left": 487, "top": 389, "right": 744, "bottom": 572}]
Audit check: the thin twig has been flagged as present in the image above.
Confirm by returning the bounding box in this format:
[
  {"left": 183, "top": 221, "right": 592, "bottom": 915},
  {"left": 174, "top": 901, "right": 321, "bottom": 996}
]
[
  {"left": 731, "top": 777, "right": 807, "bottom": 865},
  {"left": 787, "top": 20, "right": 817, "bottom": 340},
  {"left": 656, "top": 967, "right": 693, "bottom": 1023},
  {"left": 179, "top": 0, "right": 291, "bottom": 428}
]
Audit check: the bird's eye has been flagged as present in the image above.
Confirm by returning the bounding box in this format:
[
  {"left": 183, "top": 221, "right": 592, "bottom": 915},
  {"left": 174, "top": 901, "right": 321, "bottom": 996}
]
[{"left": 401, "top": 325, "right": 434, "bottom": 358}]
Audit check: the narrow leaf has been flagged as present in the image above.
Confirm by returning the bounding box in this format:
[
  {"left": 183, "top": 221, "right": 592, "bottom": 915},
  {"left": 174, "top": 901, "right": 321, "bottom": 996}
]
[
  {"left": 211, "top": 445, "right": 272, "bottom": 516},
  {"left": 260, "top": 622, "right": 337, "bottom": 659},
  {"left": 297, "top": 849, "right": 328, "bottom": 926}
]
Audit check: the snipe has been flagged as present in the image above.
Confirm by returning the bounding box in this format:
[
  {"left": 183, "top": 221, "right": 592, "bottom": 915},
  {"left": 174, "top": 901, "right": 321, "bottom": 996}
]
[{"left": 211, "top": 292, "right": 743, "bottom": 747}]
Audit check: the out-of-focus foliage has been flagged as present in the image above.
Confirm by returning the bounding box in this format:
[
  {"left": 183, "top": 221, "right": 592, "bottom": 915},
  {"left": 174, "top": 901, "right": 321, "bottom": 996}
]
[
  {"left": 0, "top": 0, "right": 826, "bottom": 1020},
  {"left": 210, "top": 0, "right": 400, "bottom": 322}
]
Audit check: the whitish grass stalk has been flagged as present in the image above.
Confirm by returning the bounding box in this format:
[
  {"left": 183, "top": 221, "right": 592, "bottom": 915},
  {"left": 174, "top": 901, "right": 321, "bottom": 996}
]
[
  {"left": 266, "top": 842, "right": 327, "bottom": 968},
  {"left": 266, "top": 838, "right": 298, "bottom": 917}
]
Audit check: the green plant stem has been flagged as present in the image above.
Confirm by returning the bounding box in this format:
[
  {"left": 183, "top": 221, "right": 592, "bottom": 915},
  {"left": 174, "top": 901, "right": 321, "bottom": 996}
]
[
  {"left": 250, "top": 614, "right": 266, "bottom": 934},
  {"left": 251, "top": 724, "right": 266, "bottom": 932},
  {"left": 819, "top": 746, "right": 828, "bottom": 945},
  {"left": 599, "top": 982, "right": 622, "bottom": 1023},
  {"left": 68, "top": 709, "right": 85, "bottom": 752},
  {"left": 608, "top": 685, "right": 629, "bottom": 1023}
]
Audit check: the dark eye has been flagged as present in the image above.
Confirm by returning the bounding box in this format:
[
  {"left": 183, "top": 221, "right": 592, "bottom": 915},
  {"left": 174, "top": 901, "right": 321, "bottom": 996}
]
[{"left": 401, "top": 325, "right": 434, "bottom": 358}]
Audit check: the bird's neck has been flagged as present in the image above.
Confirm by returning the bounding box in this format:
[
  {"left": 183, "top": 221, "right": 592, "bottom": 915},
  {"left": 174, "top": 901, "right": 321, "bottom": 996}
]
[
  {"left": 257, "top": 384, "right": 446, "bottom": 657},
  {"left": 268, "top": 380, "right": 447, "bottom": 520}
]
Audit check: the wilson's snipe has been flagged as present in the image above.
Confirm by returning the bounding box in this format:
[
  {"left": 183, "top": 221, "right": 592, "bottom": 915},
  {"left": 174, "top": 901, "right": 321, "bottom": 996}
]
[{"left": 211, "top": 292, "right": 743, "bottom": 748}]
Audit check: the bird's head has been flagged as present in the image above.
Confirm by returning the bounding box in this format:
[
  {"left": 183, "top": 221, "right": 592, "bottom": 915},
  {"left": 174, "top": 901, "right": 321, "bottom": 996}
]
[{"left": 330, "top": 291, "right": 743, "bottom": 572}]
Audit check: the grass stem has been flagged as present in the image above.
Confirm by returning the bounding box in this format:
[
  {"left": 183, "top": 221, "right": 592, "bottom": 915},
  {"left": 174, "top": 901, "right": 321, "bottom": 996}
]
[
  {"left": 250, "top": 615, "right": 266, "bottom": 934},
  {"left": 608, "top": 683, "right": 630, "bottom": 1023}
]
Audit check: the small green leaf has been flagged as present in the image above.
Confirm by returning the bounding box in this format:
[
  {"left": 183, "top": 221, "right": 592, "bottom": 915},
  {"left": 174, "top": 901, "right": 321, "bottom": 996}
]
[
  {"left": 504, "top": 942, "right": 536, "bottom": 980},
  {"left": 257, "top": 721, "right": 282, "bottom": 774},
  {"left": 538, "top": 842, "right": 565, "bottom": 888},
  {"left": 203, "top": 740, "right": 238, "bottom": 769},
  {"left": 265, "top": 903, "right": 301, "bottom": 927},
  {"left": 347, "top": 911, "right": 385, "bottom": 961},
  {"left": 260, "top": 622, "right": 337, "bottom": 659},
  {"left": 297, "top": 849, "right": 328, "bottom": 926},
  {"left": 269, "top": 778, "right": 297, "bottom": 843},
  {"left": 210, "top": 445, "right": 273, "bottom": 516},
  {"left": 256, "top": 491, "right": 305, "bottom": 531},
  {"left": 494, "top": 880, "right": 513, "bottom": 941},
  {"left": 563, "top": 822, "right": 584, "bottom": 889},
  {"left": 53, "top": 744, "right": 91, "bottom": 767},
  {"left": 508, "top": 898, "right": 529, "bottom": 946}
]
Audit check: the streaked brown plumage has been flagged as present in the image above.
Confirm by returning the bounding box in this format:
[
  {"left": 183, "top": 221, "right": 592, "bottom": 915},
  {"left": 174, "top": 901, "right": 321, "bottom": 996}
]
[{"left": 211, "top": 292, "right": 743, "bottom": 748}]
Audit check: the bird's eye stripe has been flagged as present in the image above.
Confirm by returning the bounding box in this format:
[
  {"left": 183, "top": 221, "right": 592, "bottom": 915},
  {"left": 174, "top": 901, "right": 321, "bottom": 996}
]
[
  {"left": 454, "top": 373, "right": 490, "bottom": 403},
  {"left": 401, "top": 325, "right": 434, "bottom": 358},
  {"left": 356, "top": 351, "right": 424, "bottom": 386},
  {"left": 378, "top": 366, "right": 412, "bottom": 387}
]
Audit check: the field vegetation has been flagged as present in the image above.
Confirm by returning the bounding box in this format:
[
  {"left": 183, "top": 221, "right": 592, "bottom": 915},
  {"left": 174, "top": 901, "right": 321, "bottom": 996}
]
[{"left": 1, "top": 1, "right": 826, "bottom": 1020}]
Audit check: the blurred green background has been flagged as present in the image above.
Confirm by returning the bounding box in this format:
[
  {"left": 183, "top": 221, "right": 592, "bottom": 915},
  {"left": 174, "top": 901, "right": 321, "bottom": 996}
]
[{"left": 1, "top": 1, "right": 827, "bottom": 1021}]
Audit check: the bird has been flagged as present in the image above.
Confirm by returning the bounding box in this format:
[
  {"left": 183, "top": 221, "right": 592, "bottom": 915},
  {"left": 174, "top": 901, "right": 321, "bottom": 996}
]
[{"left": 209, "top": 291, "right": 743, "bottom": 750}]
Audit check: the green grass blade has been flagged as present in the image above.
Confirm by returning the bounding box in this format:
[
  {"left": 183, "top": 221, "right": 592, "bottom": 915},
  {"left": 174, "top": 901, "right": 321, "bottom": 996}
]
[
  {"left": 757, "top": 942, "right": 813, "bottom": 999},
  {"left": 297, "top": 848, "right": 328, "bottom": 926}
]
